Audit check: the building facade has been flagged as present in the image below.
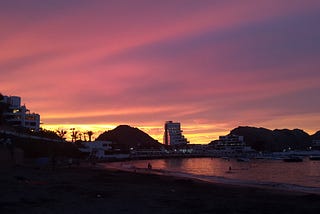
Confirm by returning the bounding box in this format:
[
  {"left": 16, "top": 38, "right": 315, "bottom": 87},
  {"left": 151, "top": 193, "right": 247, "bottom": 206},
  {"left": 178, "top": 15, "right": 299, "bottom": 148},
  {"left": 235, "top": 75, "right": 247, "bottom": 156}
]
[
  {"left": 78, "top": 141, "right": 113, "bottom": 159},
  {"left": 209, "top": 134, "right": 254, "bottom": 156},
  {"left": 311, "top": 139, "right": 320, "bottom": 150},
  {"left": 2, "top": 95, "right": 40, "bottom": 131},
  {"left": 163, "top": 121, "right": 188, "bottom": 146}
]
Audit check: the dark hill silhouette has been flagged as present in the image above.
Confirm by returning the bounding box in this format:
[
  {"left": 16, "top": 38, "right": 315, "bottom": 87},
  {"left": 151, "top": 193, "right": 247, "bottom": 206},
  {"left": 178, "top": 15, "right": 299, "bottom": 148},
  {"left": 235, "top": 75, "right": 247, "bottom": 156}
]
[
  {"left": 312, "top": 131, "right": 320, "bottom": 140},
  {"left": 228, "top": 126, "right": 312, "bottom": 151},
  {"left": 229, "top": 127, "right": 273, "bottom": 151},
  {"left": 95, "top": 125, "right": 162, "bottom": 150}
]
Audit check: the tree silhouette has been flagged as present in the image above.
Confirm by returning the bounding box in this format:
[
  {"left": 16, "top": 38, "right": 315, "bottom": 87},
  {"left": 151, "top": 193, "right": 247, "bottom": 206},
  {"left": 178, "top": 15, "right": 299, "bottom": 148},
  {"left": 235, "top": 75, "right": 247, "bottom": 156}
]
[
  {"left": 70, "top": 128, "right": 79, "bottom": 142},
  {"left": 83, "top": 132, "right": 87, "bottom": 141},
  {"left": 56, "top": 129, "right": 67, "bottom": 141},
  {"left": 87, "top": 131, "right": 94, "bottom": 142},
  {"left": 37, "top": 128, "right": 60, "bottom": 139}
]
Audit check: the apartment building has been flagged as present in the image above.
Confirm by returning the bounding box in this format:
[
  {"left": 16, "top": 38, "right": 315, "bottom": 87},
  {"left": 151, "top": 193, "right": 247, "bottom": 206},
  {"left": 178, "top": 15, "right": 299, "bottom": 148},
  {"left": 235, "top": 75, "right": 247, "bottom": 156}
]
[
  {"left": 163, "top": 121, "right": 188, "bottom": 146},
  {"left": 2, "top": 95, "right": 40, "bottom": 131}
]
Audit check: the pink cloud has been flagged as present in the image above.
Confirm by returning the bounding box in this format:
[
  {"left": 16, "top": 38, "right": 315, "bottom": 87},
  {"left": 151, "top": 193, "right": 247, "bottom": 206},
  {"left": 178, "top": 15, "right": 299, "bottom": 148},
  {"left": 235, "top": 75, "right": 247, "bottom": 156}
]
[{"left": 1, "top": 0, "right": 320, "bottom": 143}]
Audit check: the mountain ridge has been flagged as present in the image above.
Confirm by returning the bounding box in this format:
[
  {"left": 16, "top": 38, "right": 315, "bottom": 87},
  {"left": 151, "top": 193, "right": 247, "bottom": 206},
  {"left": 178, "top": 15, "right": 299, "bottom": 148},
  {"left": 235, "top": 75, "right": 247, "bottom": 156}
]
[
  {"left": 95, "top": 125, "right": 162, "bottom": 150},
  {"left": 95, "top": 124, "right": 319, "bottom": 152},
  {"left": 227, "top": 126, "right": 318, "bottom": 151}
]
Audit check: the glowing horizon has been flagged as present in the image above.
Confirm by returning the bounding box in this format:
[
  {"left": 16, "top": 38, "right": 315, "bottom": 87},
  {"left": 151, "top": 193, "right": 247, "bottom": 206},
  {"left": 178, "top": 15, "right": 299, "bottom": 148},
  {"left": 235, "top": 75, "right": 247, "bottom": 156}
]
[
  {"left": 41, "top": 122, "right": 233, "bottom": 144},
  {"left": 1, "top": 0, "right": 320, "bottom": 144}
]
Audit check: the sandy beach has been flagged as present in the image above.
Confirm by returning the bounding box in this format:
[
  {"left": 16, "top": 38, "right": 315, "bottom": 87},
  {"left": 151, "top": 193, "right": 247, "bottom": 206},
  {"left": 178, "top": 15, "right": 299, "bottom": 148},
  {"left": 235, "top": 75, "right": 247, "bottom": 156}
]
[{"left": 1, "top": 163, "right": 320, "bottom": 214}]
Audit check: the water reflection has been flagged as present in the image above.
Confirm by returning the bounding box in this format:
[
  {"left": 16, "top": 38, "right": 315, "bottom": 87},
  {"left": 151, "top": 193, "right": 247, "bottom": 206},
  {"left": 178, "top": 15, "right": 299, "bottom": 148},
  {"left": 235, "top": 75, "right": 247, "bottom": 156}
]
[
  {"left": 129, "top": 157, "right": 320, "bottom": 188},
  {"left": 164, "top": 158, "right": 185, "bottom": 169}
]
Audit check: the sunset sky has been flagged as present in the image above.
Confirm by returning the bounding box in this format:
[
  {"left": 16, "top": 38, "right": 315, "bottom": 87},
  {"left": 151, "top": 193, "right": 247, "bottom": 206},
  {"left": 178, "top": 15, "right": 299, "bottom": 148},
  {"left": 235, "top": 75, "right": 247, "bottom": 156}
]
[{"left": 1, "top": 0, "right": 320, "bottom": 144}]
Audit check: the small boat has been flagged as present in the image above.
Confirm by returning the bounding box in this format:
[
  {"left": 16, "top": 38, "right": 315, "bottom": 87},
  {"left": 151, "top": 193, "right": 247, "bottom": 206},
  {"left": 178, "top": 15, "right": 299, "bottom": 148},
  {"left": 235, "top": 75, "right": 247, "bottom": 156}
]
[
  {"left": 309, "top": 156, "right": 320, "bottom": 161},
  {"left": 221, "top": 157, "right": 230, "bottom": 161},
  {"left": 237, "top": 157, "right": 250, "bottom": 162},
  {"left": 283, "top": 156, "right": 303, "bottom": 162}
]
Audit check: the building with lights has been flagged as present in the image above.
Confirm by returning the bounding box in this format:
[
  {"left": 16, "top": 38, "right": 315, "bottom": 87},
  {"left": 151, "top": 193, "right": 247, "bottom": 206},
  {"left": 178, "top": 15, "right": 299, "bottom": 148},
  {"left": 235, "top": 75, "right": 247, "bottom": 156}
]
[
  {"left": 2, "top": 95, "right": 40, "bottom": 131},
  {"left": 209, "top": 134, "right": 255, "bottom": 156},
  {"left": 163, "top": 121, "right": 188, "bottom": 146}
]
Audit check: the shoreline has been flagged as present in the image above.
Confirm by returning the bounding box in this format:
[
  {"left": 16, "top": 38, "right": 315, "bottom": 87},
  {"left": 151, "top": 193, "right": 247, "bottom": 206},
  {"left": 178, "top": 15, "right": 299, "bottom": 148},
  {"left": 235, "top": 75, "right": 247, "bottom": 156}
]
[
  {"left": 101, "top": 162, "right": 320, "bottom": 196},
  {"left": 1, "top": 164, "right": 320, "bottom": 213}
]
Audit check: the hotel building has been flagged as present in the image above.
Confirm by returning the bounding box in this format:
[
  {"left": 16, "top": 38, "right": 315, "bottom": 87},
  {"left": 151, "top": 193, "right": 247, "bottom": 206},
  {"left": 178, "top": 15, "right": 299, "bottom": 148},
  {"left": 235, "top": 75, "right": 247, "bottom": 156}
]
[
  {"left": 2, "top": 95, "right": 40, "bottom": 131},
  {"left": 163, "top": 121, "right": 188, "bottom": 146},
  {"left": 210, "top": 134, "right": 254, "bottom": 155}
]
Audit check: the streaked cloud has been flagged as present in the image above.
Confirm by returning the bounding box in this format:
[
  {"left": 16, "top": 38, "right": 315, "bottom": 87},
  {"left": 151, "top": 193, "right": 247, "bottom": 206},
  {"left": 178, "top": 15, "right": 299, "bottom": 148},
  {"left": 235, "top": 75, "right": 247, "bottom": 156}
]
[{"left": 1, "top": 0, "right": 320, "bottom": 143}]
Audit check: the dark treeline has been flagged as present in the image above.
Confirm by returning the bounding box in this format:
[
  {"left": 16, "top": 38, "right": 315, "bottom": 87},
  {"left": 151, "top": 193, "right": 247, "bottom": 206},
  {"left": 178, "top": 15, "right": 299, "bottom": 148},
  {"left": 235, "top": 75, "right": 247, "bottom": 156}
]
[{"left": 0, "top": 132, "right": 83, "bottom": 159}]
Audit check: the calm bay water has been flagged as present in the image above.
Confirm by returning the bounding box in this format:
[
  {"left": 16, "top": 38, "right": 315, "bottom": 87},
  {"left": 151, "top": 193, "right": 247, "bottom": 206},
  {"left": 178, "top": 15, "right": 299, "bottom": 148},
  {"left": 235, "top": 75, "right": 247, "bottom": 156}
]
[{"left": 106, "top": 157, "right": 320, "bottom": 192}]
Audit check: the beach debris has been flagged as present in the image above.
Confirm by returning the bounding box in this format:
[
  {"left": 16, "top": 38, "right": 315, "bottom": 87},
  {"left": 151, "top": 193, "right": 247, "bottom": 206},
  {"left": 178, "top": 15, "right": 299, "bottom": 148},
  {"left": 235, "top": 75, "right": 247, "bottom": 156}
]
[{"left": 14, "top": 175, "right": 30, "bottom": 183}]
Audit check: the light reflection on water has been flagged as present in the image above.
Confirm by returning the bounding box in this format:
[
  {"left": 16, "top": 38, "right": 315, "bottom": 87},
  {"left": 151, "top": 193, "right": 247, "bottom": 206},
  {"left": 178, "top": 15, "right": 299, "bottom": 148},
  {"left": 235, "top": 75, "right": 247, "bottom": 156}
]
[{"left": 122, "top": 158, "right": 320, "bottom": 188}]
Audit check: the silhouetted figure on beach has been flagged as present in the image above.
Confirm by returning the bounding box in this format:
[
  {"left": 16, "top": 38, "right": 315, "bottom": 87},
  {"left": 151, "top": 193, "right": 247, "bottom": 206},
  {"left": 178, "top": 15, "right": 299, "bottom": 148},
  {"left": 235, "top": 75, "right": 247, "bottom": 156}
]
[
  {"left": 68, "top": 158, "right": 73, "bottom": 168},
  {"left": 51, "top": 155, "right": 57, "bottom": 171},
  {"left": 147, "top": 162, "right": 152, "bottom": 170}
]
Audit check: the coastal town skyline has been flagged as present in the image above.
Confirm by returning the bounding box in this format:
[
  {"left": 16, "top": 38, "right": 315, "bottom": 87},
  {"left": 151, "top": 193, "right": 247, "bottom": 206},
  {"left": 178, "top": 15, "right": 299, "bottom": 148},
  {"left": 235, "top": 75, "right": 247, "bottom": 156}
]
[{"left": 1, "top": 1, "right": 320, "bottom": 144}]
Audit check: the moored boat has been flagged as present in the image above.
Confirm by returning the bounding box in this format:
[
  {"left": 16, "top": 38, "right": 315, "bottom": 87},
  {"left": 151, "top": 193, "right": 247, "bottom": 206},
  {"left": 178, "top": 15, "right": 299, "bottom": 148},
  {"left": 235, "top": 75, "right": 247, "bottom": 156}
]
[
  {"left": 283, "top": 156, "right": 303, "bottom": 162},
  {"left": 237, "top": 157, "right": 250, "bottom": 162},
  {"left": 309, "top": 156, "right": 320, "bottom": 161}
]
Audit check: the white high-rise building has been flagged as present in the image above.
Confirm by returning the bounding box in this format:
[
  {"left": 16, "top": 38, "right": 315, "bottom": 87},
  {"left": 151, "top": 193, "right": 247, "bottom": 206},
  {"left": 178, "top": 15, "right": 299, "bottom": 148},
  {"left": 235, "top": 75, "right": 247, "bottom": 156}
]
[
  {"left": 2, "top": 95, "right": 40, "bottom": 131},
  {"left": 163, "top": 121, "right": 188, "bottom": 146}
]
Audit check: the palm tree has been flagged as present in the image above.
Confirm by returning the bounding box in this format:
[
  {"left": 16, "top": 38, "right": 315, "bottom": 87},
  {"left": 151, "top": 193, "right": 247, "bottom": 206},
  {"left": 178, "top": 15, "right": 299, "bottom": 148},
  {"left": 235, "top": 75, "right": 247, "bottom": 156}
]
[
  {"left": 83, "top": 132, "right": 87, "bottom": 141},
  {"left": 87, "top": 131, "right": 94, "bottom": 142},
  {"left": 56, "top": 129, "right": 67, "bottom": 141},
  {"left": 70, "top": 128, "right": 79, "bottom": 142}
]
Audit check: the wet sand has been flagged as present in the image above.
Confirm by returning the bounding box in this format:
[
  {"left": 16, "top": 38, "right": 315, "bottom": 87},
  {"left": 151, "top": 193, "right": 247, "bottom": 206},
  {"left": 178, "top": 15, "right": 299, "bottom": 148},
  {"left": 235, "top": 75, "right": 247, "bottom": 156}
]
[{"left": 1, "top": 164, "right": 320, "bottom": 214}]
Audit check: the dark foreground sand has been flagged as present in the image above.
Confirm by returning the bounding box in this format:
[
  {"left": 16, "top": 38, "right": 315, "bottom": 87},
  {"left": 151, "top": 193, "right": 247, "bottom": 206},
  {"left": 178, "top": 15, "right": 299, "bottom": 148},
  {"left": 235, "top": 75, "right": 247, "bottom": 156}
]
[{"left": 1, "top": 164, "right": 320, "bottom": 214}]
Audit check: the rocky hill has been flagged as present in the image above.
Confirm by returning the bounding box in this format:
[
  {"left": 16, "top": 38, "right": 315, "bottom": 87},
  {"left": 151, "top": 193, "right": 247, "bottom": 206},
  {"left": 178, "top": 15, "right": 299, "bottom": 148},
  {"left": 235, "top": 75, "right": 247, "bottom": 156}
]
[
  {"left": 229, "top": 126, "right": 314, "bottom": 152},
  {"left": 95, "top": 125, "right": 163, "bottom": 151}
]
